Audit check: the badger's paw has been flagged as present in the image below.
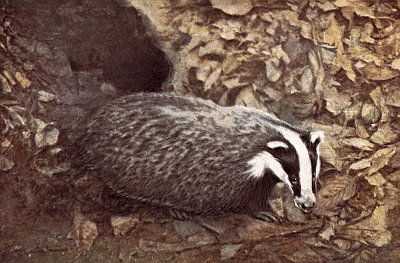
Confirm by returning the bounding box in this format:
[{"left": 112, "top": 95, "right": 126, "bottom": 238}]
[
  {"left": 254, "top": 211, "right": 281, "bottom": 223},
  {"left": 168, "top": 208, "right": 191, "bottom": 220},
  {"left": 67, "top": 206, "right": 98, "bottom": 254}
]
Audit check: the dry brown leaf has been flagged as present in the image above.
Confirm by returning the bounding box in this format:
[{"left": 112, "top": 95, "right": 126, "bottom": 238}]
[
  {"left": 369, "top": 87, "right": 390, "bottom": 123},
  {"left": 370, "top": 123, "right": 398, "bottom": 145},
  {"left": 334, "top": 0, "right": 375, "bottom": 18},
  {"left": 210, "top": 0, "right": 253, "bottom": 16},
  {"left": 385, "top": 86, "right": 400, "bottom": 108},
  {"left": 375, "top": 31, "right": 400, "bottom": 57},
  {"left": 364, "top": 173, "right": 387, "bottom": 187},
  {"left": 342, "top": 138, "right": 374, "bottom": 151},
  {"left": 332, "top": 54, "right": 356, "bottom": 81},
  {"left": 2, "top": 70, "right": 16, "bottom": 86},
  {"left": 316, "top": 1, "right": 337, "bottom": 11},
  {"left": 362, "top": 64, "right": 400, "bottom": 81},
  {"left": 323, "top": 86, "right": 352, "bottom": 116},
  {"left": 198, "top": 39, "right": 225, "bottom": 57},
  {"left": 322, "top": 15, "right": 344, "bottom": 48},
  {"left": 348, "top": 46, "right": 382, "bottom": 66},
  {"left": 360, "top": 23, "right": 375, "bottom": 44},
  {"left": 383, "top": 182, "right": 399, "bottom": 210},
  {"left": 338, "top": 205, "right": 391, "bottom": 247},
  {"left": 350, "top": 146, "right": 397, "bottom": 175},
  {"left": 235, "top": 86, "right": 269, "bottom": 112},
  {"left": 388, "top": 148, "right": 400, "bottom": 169},
  {"left": 314, "top": 175, "right": 357, "bottom": 216},
  {"left": 354, "top": 119, "right": 369, "bottom": 139},
  {"left": 15, "top": 72, "right": 31, "bottom": 89}
]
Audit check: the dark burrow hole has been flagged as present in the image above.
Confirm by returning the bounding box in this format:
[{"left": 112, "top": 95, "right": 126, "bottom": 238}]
[{"left": 11, "top": 0, "right": 170, "bottom": 94}]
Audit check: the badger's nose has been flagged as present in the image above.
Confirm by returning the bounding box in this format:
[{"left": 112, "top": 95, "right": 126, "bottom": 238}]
[{"left": 300, "top": 201, "right": 315, "bottom": 213}]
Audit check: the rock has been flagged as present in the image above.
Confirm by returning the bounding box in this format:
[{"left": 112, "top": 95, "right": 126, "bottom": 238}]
[
  {"left": 173, "top": 221, "right": 205, "bottom": 238},
  {"left": 220, "top": 244, "right": 243, "bottom": 260},
  {"left": 111, "top": 215, "right": 139, "bottom": 236},
  {"left": 33, "top": 118, "right": 59, "bottom": 148},
  {"left": 100, "top": 82, "right": 117, "bottom": 95},
  {"left": 0, "top": 155, "right": 14, "bottom": 171}
]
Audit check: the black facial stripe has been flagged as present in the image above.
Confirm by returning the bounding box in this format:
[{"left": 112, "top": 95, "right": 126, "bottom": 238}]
[{"left": 265, "top": 137, "right": 301, "bottom": 197}]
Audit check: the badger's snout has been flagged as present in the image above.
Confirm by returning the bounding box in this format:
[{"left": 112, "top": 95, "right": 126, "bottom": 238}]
[{"left": 294, "top": 193, "right": 316, "bottom": 213}]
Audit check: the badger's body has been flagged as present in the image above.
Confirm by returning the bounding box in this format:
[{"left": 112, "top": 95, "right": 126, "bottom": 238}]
[{"left": 74, "top": 93, "right": 323, "bottom": 218}]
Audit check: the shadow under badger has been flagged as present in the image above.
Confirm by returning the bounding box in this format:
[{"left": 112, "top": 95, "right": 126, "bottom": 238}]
[{"left": 73, "top": 93, "right": 324, "bottom": 221}]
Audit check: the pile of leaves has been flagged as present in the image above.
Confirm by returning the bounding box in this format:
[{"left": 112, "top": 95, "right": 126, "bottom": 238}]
[{"left": 124, "top": 0, "right": 400, "bottom": 261}]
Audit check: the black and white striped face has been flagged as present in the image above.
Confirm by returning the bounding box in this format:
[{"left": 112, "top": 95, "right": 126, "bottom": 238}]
[{"left": 246, "top": 127, "right": 324, "bottom": 213}]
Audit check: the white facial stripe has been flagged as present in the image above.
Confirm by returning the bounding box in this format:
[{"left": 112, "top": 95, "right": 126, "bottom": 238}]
[
  {"left": 266, "top": 141, "right": 289, "bottom": 149},
  {"left": 246, "top": 151, "right": 292, "bottom": 190},
  {"left": 274, "top": 126, "right": 314, "bottom": 199}
]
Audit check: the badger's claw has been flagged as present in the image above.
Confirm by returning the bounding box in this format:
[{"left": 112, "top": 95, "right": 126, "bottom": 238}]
[
  {"left": 255, "top": 211, "right": 281, "bottom": 223},
  {"left": 168, "top": 208, "right": 190, "bottom": 220}
]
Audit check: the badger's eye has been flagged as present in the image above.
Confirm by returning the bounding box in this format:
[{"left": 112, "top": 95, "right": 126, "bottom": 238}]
[{"left": 290, "top": 176, "right": 299, "bottom": 185}]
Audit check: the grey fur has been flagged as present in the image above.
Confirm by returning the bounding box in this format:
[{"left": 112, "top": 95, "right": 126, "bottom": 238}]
[{"left": 72, "top": 92, "right": 317, "bottom": 217}]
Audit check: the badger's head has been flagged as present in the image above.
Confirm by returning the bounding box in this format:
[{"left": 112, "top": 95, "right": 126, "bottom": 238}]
[{"left": 246, "top": 127, "right": 324, "bottom": 213}]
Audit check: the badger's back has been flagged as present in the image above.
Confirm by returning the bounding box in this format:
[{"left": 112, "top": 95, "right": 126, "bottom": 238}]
[{"left": 74, "top": 93, "right": 290, "bottom": 214}]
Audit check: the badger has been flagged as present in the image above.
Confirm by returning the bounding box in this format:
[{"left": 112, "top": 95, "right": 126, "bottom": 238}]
[{"left": 73, "top": 92, "right": 323, "bottom": 221}]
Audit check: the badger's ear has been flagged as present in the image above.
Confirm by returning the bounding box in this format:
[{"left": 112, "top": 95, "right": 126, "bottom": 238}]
[{"left": 310, "top": 131, "right": 324, "bottom": 146}]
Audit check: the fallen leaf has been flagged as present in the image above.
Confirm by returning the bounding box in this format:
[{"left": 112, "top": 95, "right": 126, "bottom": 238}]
[
  {"left": 360, "top": 23, "right": 375, "bottom": 43},
  {"left": 198, "top": 39, "right": 225, "bottom": 57},
  {"left": 2, "top": 70, "right": 16, "bottom": 85},
  {"left": 322, "top": 15, "right": 345, "bottom": 48},
  {"left": 334, "top": 0, "right": 375, "bottom": 18},
  {"left": 342, "top": 138, "right": 375, "bottom": 151},
  {"left": 210, "top": 0, "right": 253, "bottom": 16},
  {"left": 364, "top": 173, "right": 387, "bottom": 187},
  {"left": 362, "top": 64, "right": 400, "bottom": 81},
  {"left": 338, "top": 205, "right": 391, "bottom": 247},
  {"left": 385, "top": 86, "right": 400, "bottom": 108},
  {"left": 323, "top": 86, "right": 352, "bottom": 116},
  {"left": 314, "top": 175, "right": 357, "bottom": 216},
  {"left": 15, "top": 72, "right": 31, "bottom": 89},
  {"left": 370, "top": 123, "right": 398, "bottom": 145},
  {"left": 350, "top": 146, "right": 397, "bottom": 175}
]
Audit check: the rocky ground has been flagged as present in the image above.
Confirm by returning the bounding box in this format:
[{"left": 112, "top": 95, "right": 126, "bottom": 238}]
[{"left": 1, "top": 0, "right": 400, "bottom": 262}]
